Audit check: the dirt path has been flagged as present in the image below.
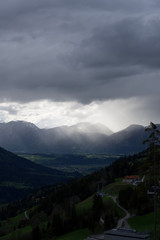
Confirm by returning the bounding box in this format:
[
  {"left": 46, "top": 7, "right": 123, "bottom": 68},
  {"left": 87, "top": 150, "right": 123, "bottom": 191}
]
[{"left": 111, "top": 196, "right": 131, "bottom": 229}]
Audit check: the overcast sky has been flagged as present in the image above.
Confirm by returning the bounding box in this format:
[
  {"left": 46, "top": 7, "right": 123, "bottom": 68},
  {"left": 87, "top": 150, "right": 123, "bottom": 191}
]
[{"left": 0, "top": 0, "right": 160, "bottom": 131}]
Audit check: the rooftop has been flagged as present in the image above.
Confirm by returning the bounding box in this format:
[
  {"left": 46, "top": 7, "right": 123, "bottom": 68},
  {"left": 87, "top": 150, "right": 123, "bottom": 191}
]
[
  {"left": 86, "top": 228, "right": 150, "bottom": 240},
  {"left": 105, "top": 228, "right": 150, "bottom": 239},
  {"left": 124, "top": 176, "right": 139, "bottom": 180}
]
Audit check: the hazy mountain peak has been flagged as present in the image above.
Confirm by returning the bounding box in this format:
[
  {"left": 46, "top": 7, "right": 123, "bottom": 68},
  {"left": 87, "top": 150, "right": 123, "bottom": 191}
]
[
  {"left": 70, "top": 122, "right": 113, "bottom": 136},
  {"left": 125, "top": 124, "right": 145, "bottom": 131},
  {"left": 7, "top": 120, "right": 39, "bottom": 130},
  {"left": 0, "top": 120, "right": 155, "bottom": 154}
]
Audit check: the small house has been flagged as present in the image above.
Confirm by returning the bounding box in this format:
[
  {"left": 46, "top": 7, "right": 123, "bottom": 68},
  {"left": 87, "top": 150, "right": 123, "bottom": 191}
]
[{"left": 123, "top": 175, "right": 140, "bottom": 184}]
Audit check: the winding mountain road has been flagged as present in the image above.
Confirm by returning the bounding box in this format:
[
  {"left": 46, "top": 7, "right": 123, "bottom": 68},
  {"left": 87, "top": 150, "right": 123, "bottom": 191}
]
[
  {"left": 112, "top": 196, "right": 131, "bottom": 229},
  {"left": 24, "top": 210, "right": 29, "bottom": 220}
]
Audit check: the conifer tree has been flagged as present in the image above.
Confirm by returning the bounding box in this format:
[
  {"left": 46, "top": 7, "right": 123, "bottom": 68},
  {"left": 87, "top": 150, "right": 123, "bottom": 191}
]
[{"left": 143, "top": 122, "right": 160, "bottom": 240}]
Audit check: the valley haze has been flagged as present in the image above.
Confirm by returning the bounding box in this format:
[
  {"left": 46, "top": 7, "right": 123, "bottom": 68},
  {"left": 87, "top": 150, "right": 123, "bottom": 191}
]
[{"left": 0, "top": 120, "right": 153, "bottom": 154}]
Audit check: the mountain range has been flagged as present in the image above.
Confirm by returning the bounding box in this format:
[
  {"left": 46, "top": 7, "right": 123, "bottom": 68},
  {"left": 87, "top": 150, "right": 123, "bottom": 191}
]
[{"left": 0, "top": 121, "right": 155, "bottom": 154}]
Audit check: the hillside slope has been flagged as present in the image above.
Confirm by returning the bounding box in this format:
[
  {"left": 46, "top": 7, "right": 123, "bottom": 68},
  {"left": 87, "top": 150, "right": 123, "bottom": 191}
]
[{"left": 0, "top": 146, "right": 78, "bottom": 203}]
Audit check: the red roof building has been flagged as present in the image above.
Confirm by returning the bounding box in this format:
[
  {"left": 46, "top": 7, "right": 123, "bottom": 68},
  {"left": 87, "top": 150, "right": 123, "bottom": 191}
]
[{"left": 123, "top": 175, "right": 140, "bottom": 183}]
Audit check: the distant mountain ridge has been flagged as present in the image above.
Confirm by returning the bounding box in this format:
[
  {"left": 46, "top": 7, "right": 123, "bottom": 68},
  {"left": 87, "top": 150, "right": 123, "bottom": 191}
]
[{"left": 0, "top": 121, "right": 157, "bottom": 154}]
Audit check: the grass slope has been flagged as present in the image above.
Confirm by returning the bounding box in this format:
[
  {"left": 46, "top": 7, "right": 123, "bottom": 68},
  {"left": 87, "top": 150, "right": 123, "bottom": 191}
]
[
  {"left": 0, "top": 146, "right": 77, "bottom": 203},
  {"left": 0, "top": 226, "right": 32, "bottom": 240},
  {"left": 128, "top": 211, "right": 160, "bottom": 239},
  {"left": 0, "top": 212, "right": 32, "bottom": 240},
  {"left": 104, "top": 178, "right": 134, "bottom": 196}
]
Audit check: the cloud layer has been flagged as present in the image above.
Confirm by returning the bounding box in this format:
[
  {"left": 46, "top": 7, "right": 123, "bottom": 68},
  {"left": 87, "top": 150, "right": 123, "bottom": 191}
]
[
  {"left": 0, "top": 97, "right": 159, "bottom": 132},
  {"left": 0, "top": 0, "right": 160, "bottom": 130},
  {"left": 0, "top": 0, "right": 160, "bottom": 103}
]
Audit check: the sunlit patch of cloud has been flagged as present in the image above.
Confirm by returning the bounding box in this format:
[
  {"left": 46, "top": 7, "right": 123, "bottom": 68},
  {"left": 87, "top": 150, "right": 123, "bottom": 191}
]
[{"left": 0, "top": 97, "right": 159, "bottom": 132}]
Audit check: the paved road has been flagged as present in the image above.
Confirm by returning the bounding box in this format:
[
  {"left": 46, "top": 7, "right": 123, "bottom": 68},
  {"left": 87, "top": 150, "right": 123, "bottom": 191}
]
[
  {"left": 141, "top": 175, "right": 145, "bottom": 182},
  {"left": 111, "top": 196, "right": 131, "bottom": 229},
  {"left": 24, "top": 210, "right": 29, "bottom": 220}
]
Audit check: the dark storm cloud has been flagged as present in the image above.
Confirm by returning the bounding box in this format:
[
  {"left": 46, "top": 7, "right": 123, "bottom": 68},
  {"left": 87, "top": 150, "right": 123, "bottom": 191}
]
[{"left": 0, "top": 0, "right": 159, "bottom": 103}]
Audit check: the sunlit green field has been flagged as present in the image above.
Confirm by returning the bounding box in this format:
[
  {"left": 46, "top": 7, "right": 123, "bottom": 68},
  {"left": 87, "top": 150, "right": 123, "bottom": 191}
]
[{"left": 18, "top": 153, "right": 120, "bottom": 175}]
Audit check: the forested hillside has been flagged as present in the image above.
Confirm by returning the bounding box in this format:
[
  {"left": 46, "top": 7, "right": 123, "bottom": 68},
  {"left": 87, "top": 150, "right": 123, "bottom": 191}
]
[
  {"left": 0, "top": 149, "right": 153, "bottom": 239},
  {"left": 0, "top": 147, "right": 80, "bottom": 203}
]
